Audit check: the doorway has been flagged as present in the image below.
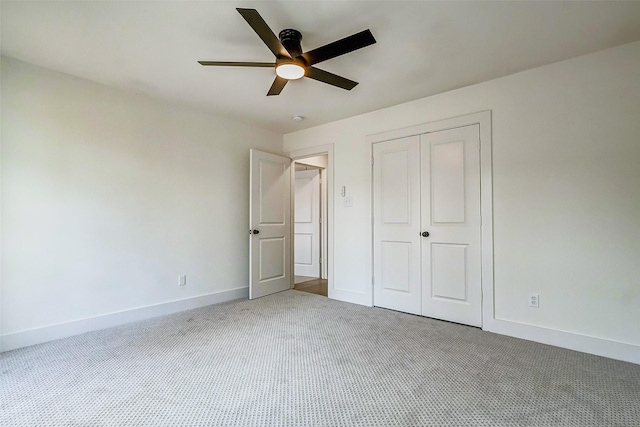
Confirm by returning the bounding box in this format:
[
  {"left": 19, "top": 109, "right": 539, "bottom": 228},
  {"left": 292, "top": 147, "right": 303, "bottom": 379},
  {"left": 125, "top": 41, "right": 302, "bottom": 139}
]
[
  {"left": 249, "top": 144, "right": 334, "bottom": 301},
  {"left": 293, "top": 156, "right": 328, "bottom": 297}
]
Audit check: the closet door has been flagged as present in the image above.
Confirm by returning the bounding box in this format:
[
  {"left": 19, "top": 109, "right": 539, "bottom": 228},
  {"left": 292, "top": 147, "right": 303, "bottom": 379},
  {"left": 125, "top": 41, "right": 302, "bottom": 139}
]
[
  {"left": 373, "top": 137, "right": 421, "bottom": 315},
  {"left": 420, "top": 125, "right": 482, "bottom": 327}
]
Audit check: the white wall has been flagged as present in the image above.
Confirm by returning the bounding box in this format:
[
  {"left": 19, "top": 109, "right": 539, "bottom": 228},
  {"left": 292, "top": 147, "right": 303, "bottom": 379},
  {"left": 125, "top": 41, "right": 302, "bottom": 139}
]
[
  {"left": 284, "top": 41, "right": 640, "bottom": 361},
  {"left": 1, "top": 57, "right": 282, "bottom": 350}
]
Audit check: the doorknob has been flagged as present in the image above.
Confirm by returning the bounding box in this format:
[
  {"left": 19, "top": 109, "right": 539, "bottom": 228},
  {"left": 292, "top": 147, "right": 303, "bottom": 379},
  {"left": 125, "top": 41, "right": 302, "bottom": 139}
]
[
  {"left": 252, "top": 229, "right": 260, "bottom": 235},
  {"left": 421, "top": 231, "right": 430, "bottom": 237}
]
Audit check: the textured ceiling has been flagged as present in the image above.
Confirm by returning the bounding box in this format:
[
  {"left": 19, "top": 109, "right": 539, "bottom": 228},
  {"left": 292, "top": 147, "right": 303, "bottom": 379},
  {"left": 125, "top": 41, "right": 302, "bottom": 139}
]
[{"left": 2, "top": 1, "right": 640, "bottom": 134}]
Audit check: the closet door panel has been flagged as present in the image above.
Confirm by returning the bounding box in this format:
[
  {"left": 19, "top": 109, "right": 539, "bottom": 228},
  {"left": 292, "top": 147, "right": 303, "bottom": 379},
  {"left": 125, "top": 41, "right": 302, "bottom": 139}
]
[
  {"left": 421, "top": 125, "right": 482, "bottom": 327},
  {"left": 373, "top": 137, "right": 421, "bottom": 315}
]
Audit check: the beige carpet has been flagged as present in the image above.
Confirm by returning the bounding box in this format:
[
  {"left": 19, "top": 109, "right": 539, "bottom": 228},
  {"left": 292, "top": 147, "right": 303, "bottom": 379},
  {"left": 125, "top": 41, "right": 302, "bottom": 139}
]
[{"left": 1, "top": 290, "right": 639, "bottom": 426}]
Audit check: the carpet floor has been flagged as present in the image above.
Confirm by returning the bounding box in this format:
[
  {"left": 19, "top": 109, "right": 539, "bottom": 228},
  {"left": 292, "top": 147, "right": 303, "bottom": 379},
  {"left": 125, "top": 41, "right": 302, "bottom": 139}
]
[{"left": 1, "top": 290, "right": 639, "bottom": 426}]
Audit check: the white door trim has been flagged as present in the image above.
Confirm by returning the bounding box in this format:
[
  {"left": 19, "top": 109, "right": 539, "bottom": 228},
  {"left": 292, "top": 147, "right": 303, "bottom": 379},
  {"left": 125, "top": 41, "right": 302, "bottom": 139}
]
[
  {"left": 286, "top": 144, "right": 334, "bottom": 299},
  {"left": 367, "top": 111, "right": 494, "bottom": 329},
  {"left": 320, "top": 168, "right": 328, "bottom": 280}
]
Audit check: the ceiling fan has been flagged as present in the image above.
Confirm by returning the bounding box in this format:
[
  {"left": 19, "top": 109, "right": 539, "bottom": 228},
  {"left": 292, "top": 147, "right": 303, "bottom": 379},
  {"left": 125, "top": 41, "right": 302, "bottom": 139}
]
[{"left": 198, "top": 8, "right": 377, "bottom": 96}]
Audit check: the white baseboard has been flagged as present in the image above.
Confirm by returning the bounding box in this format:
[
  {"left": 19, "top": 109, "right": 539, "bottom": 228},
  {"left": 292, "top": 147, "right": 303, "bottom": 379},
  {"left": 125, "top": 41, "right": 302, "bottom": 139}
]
[
  {"left": 5, "top": 288, "right": 636, "bottom": 365},
  {"left": 0, "top": 287, "right": 249, "bottom": 352},
  {"left": 330, "top": 288, "right": 371, "bottom": 307},
  {"left": 485, "top": 318, "right": 640, "bottom": 365}
]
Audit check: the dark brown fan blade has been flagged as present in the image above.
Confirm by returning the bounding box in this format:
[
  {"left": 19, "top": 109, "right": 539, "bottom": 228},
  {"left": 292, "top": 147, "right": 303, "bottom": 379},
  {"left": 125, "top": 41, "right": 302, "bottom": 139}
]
[
  {"left": 301, "top": 29, "right": 376, "bottom": 66},
  {"left": 267, "top": 76, "right": 288, "bottom": 96},
  {"left": 305, "top": 67, "right": 358, "bottom": 90},
  {"left": 198, "top": 61, "right": 275, "bottom": 67},
  {"left": 236, "top": 8, "right": 291, "bottom": 59}
]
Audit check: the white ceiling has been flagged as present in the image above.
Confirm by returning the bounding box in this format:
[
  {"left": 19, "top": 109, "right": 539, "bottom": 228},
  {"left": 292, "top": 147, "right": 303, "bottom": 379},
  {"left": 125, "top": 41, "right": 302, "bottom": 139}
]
[{"left": 2, "top": 1, "right": 640, "bottom": 134}]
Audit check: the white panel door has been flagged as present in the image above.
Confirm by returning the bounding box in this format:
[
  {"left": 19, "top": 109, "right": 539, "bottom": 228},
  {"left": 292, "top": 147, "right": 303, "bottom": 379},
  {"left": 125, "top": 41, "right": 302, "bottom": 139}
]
[
  {"left": 373, "top": 136, "right": 422, "bottom": 315},
  {"left": 294, "top": 169, "right": 321, "bottom": 277},
  {"left": 421, "top": 125, "right": 481, "bottom": 326},
  {"left": 249, "top": 149, "right": 291, "bottom": 299}
]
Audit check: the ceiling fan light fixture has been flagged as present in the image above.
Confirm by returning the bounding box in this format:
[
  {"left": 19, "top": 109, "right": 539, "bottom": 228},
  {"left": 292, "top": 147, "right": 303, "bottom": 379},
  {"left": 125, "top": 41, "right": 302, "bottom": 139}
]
[{"left": 276, "top": 63, "right": 305, "bottom": 80}]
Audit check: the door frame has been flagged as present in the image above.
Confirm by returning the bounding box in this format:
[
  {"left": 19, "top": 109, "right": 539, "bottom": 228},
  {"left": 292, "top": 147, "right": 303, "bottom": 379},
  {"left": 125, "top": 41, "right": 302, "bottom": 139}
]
[
  {"left": 286, "top": 144, "right": 334, "bottom": 298},
  {"left": 367, "top": 111, "right": 494, "bottom": 329}
]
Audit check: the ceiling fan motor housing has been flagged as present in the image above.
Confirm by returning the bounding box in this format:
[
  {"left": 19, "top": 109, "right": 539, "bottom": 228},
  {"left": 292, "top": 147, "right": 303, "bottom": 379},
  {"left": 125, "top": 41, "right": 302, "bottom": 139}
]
[{"left": 279, "top": 29, "right": 303, "bottom": 58}]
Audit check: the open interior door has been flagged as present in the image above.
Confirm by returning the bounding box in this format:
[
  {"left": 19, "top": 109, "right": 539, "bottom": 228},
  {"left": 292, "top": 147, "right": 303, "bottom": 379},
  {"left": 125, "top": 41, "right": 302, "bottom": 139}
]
[{"left": 249, "top": 149, "right": 291, "bottom": 299}]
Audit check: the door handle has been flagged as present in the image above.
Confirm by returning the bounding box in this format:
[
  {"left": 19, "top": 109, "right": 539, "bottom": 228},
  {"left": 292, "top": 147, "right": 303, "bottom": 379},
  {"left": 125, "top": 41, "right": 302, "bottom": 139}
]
[
  {"left": 421, "top": 231, "right": 430, "bottom": 237},
  {"left": 251, "top": 229, "right": 260, "bottom": 235}
]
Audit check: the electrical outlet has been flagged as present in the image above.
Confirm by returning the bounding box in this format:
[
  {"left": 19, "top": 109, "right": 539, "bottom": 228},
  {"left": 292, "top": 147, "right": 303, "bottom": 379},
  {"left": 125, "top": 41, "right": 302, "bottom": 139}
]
[
  {"left": 529, "top": 293, "right": 539, "bottom": 308},
  {"left": 344, "top": 195, "right": 353, "bottom": 207},
  {"left": 179, "top": 275, "right": 187, "bottom": 286}
]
